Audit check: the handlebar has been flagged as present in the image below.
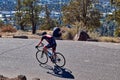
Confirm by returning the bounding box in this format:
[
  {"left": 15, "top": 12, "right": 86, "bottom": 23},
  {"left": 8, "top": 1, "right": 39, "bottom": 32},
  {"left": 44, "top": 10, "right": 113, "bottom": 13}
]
[
  {"left": 35, "top": 43, "right": 44, "bottom": 51},
  {"left": 39, "top": 43, "right": 44, "bottom": 47}
]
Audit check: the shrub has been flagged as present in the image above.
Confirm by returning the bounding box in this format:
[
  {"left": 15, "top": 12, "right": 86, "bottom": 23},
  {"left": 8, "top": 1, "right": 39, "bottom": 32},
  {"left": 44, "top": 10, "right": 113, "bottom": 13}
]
[
  {"left": 1, "top": 25, "right": 17, "bottom": 32},
  {"left": 61, "top": 26, "right": 100, "bottom": 40},
  {"left": 39, "top": 24, "right": 52, "bottom": 30},
  {"left": 61, "top": 27, "right": 77, "bottom": 40},
  {"left": 114, "top": 27, "right": 120, "bottom": 37},
  {"left": 87, "top": 31, "right": 100, "bottom": 39},
  {"left": 0, "top": 20, "right": 4, "bottom": 27}
]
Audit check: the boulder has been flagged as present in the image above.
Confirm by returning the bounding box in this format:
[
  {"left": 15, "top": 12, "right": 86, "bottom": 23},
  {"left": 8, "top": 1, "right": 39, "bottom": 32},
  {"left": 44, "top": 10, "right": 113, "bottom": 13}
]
[
  {"left": 17, "top": 75, "right": 27, "bottom": 80},
  {"left": 0, "top": 75, "right": 27, "bottom": 80},
  {"left": 74, "top": 30, "right": 90, "bottom": 41},
  {"left": 0, "top": 75, "right": 8, "bottom": 80},
  {"left": 13, "top": 35, "right": 28, "bottom": 39}
]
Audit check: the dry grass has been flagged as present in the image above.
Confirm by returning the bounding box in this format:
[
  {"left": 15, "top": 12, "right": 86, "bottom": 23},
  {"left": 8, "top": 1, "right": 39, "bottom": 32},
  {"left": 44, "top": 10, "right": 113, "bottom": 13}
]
[
  {"left": 98, "top": 37, "right": 120, "bottom": 43},
  {"left": 0, "top": 30, "right": 53, "bottom": 39},
  {"left": 1, "top": 25, "right": 17, "bottom": 33},
  {"left": 0, "top": 29, "right": 120, "bottom": 43},
  {"left": 87, "top": 31, "right": 100, "bottom": 40},
  {"left": 61, "top": 27, "right": 77, "bottom": 40}
]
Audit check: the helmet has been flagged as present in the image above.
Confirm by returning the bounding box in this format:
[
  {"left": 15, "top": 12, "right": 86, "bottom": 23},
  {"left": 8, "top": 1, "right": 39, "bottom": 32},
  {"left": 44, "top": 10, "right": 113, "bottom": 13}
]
[{"left": 41, "top": 32, "right": 47, "bottom": 36}]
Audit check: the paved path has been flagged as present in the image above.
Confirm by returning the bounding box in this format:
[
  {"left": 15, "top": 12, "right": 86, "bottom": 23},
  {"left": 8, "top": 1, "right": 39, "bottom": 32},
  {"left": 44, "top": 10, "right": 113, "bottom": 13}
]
[{"left": 0, "top": 38, "right": 120, "bottom": 80}]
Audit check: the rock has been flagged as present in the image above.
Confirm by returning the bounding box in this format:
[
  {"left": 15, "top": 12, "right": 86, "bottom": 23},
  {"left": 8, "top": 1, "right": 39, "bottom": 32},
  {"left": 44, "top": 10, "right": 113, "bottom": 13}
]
[
  {"left": 0, "top": 75, "right": 8, "bottom": 80},
  {"left": 0, "top": 75, "right": 4, "bottom": 78},
  {"left": 17, "top": 75, "right": 27, "bottom": 80},
  {"left": 74, "top": 34, "right": 79, "bottom": 41},
  {"left": 74, "top": 30, "right": 90, "bottom": 41},
  {"left": 0, "top": 75, "right": 27, "bottom": 80},
  {"left": 13, "top": 35, "right": 28, "bottom": 39}
]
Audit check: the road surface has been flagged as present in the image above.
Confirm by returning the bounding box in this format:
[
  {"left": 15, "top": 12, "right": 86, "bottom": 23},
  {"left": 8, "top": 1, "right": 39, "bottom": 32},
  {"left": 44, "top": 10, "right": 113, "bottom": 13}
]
[{"left": 0, "top": 38, "right": 120, "bottom": 80}]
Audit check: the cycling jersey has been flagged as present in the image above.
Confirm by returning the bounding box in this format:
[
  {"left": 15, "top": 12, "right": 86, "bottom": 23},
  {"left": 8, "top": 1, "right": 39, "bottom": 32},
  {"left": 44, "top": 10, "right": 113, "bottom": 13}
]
[
  {"left": 41, "top": 35, "right": 57, "bottom": 52},
  {"left": 41, "top": 35, "right": 56, "bottom": 45}
]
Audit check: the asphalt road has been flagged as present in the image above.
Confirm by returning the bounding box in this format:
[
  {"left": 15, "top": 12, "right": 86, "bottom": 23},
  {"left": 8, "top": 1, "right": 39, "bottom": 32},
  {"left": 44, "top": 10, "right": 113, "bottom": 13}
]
[{"left": 0, "top": 38, "right": 120, "bottom": 80}]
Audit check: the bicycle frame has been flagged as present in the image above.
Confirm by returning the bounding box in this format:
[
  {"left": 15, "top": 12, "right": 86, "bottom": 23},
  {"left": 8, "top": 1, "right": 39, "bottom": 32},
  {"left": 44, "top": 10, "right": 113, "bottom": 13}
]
[
  {"left": 36, "top": 43, "right": 53, "bottom": 56},
  {"left": 35, "top": 43, "right": 66, "bottom": 67}
]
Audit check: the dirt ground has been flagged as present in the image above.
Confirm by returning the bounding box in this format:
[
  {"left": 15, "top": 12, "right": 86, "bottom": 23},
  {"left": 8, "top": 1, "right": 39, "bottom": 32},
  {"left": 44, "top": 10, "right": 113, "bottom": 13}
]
[{"left": 0, "top": 30, "right": 52, "bottom": 39}]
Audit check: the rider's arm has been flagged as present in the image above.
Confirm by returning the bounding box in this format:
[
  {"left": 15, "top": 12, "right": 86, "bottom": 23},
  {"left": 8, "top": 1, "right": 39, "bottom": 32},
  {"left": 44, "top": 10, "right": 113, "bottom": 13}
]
[
  {"left": 37, "top": 41, "right": 42, "bottom": 46},
  {"left": 37, "top": 37, "right": 44, "bottom": 46}
]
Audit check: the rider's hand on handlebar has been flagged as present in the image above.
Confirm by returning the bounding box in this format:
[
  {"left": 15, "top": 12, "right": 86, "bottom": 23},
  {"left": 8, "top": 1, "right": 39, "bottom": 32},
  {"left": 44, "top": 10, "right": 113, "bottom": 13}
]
[{"left": 35, "top": 46, "right": 38, "bottom": 48}]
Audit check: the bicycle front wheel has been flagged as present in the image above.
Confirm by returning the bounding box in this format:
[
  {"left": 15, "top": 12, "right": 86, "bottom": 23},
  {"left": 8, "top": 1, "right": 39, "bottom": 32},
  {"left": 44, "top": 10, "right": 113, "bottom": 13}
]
[
  {"left": 55, "top": 52, "right": 66, "bottom": 67},
  {"left": 36, "top": 51, "right": 48, "bottom": 64}
]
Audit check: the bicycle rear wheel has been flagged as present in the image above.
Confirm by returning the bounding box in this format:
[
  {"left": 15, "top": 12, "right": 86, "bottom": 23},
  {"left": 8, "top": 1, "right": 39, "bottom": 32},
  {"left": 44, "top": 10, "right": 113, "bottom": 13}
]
[
  {"left": 36, "top": 51, "right": 48, "bottom": 64},
  {"left": 55, "top": 52, "right": 66, "bottom": 67}
]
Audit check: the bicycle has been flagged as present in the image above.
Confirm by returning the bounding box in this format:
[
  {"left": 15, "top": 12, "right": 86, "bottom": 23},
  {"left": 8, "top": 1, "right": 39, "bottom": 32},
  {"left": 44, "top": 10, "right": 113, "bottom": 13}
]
[{"left": 35, "top": 43, "right": 66, "bottom": 67}]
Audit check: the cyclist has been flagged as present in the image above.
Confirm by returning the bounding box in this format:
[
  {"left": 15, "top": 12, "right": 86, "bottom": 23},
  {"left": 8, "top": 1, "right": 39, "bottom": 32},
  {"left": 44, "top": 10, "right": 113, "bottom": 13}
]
[{"left": 35, "top": 32, "right": 57, "bottom": 63}]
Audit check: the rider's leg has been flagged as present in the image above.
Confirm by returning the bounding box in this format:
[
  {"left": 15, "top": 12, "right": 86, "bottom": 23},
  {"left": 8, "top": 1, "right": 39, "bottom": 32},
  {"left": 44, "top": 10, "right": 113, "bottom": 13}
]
[
  {"left": 43, "top": 46, "right": 48, "bottom": 53},
  {"left": 52, "top": 45, "right": 57, "bottom": 59},
  {"left": 44, "top": 44, "right": 52, "bottom": 56}
]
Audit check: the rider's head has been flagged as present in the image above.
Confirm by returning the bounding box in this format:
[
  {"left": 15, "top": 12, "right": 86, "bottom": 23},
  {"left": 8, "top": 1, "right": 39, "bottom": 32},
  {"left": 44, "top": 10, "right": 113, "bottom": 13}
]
[{"left": 41, "top": 32, "right": 47, "bottom": 36}]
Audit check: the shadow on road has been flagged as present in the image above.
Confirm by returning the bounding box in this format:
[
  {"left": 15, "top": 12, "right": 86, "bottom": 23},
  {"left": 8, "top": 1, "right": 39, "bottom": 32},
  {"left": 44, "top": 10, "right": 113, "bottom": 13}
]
[{"left": 39, "top": 64, "right": 75, "bottom": 79}]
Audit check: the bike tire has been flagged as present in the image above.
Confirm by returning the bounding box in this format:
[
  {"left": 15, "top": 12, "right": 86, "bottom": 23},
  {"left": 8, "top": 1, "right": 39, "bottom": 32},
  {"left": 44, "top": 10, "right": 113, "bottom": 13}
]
[
  {"left": 36, "top": 50, "right": 48, "bottom": 64},
  {"left": 55, "top": 52, "right": 66, "bottom": 67}
]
